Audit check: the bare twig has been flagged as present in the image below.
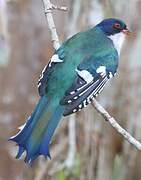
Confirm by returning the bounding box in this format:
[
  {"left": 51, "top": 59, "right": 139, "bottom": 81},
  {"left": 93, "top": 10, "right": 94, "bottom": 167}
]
[
  {"left": 42, "top": 0, "right": 60, "bottom": 49},
  {"left": 92, "top": 99, "right": 141, "bottom": 151},
  {"left": 52, "top": 4, "right": 68, "bottom": 11}
]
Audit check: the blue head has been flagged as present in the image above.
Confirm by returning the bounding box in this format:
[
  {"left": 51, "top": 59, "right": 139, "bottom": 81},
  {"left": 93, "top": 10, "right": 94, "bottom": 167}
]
[{"left": 96, "top": 18, "right": 130, "bottom": 36}]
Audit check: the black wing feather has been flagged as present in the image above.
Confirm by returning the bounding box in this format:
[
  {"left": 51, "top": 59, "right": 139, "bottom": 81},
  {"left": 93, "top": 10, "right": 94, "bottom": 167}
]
[
  {"left": 60, "top": 76, "right": 94, "bottom": 105},
  {"left": 62, "top": 75, "right": 108, "bottom": 116}
]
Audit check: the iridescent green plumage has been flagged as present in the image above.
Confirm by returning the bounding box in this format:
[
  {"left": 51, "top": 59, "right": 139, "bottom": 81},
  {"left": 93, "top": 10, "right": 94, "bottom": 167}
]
[{"left": 41, "top": 27, "right": 118, "bottom": 98}]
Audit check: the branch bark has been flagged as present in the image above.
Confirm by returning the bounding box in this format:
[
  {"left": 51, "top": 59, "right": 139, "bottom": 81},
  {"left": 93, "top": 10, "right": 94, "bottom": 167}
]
[
  {"left": 92, "top": 99, "right": 141, "bottom": 151},
  {"left": 42, "top": 0, "right": 141, "bottom": 155},
  {"left": 42, "top": 0, "right": 60, "bottom": 49}
]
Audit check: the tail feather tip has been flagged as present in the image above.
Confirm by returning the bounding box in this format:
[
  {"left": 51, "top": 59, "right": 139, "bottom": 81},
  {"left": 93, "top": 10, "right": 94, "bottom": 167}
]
[{"left": 16, "top": 146, "right": 25, "bottom": 159}]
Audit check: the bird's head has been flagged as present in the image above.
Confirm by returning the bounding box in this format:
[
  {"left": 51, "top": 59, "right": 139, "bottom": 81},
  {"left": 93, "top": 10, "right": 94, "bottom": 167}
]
[{"left": 96, "top": 18, "right": 131, "bottom": 36}]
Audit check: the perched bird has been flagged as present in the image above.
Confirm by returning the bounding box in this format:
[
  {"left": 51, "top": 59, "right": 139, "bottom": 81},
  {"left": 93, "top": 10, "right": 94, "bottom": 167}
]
[{"left": 10, "top": 18, "right": 131, "bottom": 163}]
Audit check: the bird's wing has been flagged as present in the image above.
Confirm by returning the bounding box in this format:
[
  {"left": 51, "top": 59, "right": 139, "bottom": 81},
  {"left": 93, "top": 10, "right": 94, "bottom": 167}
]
[
  {"left": 60, "top": 55, "right": 117, "bottom": 116},
  {"left": 38, "top": 47, "right": 65, "bottom": 96}
]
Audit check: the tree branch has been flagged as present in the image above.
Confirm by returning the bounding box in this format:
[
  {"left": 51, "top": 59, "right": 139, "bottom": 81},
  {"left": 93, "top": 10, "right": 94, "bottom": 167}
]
[
  {"left": 92, "top": 99, "right": 141, "bottom": 151},
  {"left": 42, "top": 0, "right": 60, "bottom": 49}
]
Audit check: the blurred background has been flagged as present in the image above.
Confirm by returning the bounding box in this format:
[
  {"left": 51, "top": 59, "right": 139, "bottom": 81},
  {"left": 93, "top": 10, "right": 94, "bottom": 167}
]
[{"left": 0, "top": 0, "right": 141, "bottom": 180}]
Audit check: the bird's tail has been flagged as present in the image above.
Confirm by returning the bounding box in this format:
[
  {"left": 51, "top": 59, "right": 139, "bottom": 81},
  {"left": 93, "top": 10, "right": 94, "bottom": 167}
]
[{"left": 9, "top": 96, "right": 64, "bottom": 163}]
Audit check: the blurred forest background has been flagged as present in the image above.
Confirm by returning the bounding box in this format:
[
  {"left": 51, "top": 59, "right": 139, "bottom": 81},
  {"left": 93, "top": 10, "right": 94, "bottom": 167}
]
[{"left": 0, "top": 0, "right": 141, "bottom": 180}]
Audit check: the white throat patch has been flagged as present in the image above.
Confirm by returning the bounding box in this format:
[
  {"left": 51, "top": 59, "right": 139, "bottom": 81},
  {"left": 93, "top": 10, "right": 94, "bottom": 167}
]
[{"left": 109, "top": 32, "right": 125, "bottom": 55}]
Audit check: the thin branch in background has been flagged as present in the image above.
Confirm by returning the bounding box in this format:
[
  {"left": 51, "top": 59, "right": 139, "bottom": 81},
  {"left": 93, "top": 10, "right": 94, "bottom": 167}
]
[{"left": 61, "top": 114, "right": 76, "bottom": 168}]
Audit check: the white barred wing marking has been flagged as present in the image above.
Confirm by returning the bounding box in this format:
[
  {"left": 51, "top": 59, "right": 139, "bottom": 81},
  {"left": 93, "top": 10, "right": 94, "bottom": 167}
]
[
  {"left": 96, "top": 66, "right": 106, "bottom": 77},
  {"left": 49, "top": 54, "right": 63, "bottom": 67}
]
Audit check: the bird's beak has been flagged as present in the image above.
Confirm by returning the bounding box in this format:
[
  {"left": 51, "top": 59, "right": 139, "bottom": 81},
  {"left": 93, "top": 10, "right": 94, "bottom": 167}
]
[{"left": 122, "top": 29, "right": 132, "bottom": 36}]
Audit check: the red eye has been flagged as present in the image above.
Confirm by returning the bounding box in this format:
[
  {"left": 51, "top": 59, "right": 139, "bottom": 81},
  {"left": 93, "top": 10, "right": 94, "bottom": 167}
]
[{"left": 113, "top": 23, "right": 121, "bottom": 29}]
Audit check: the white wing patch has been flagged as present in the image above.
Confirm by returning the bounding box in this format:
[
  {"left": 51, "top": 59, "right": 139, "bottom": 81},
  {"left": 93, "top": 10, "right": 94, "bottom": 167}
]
[
  {"left": 49, "top": 54, "right": 63, "bottom": 67},
  {"left": 38, "top": 53, "right": 64, "bottom": 93},
  {"left": 38, "top": 65, "right": 47, "bottom": 88},
  {"left": 76, "top": 69, "right": 94, "bottom": 84},
  {"left": 109, "top": 72, "right": 113, "bottom": 78},
  {"left": 96, "top": 66, "right": 106, "bottom": 77}
]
